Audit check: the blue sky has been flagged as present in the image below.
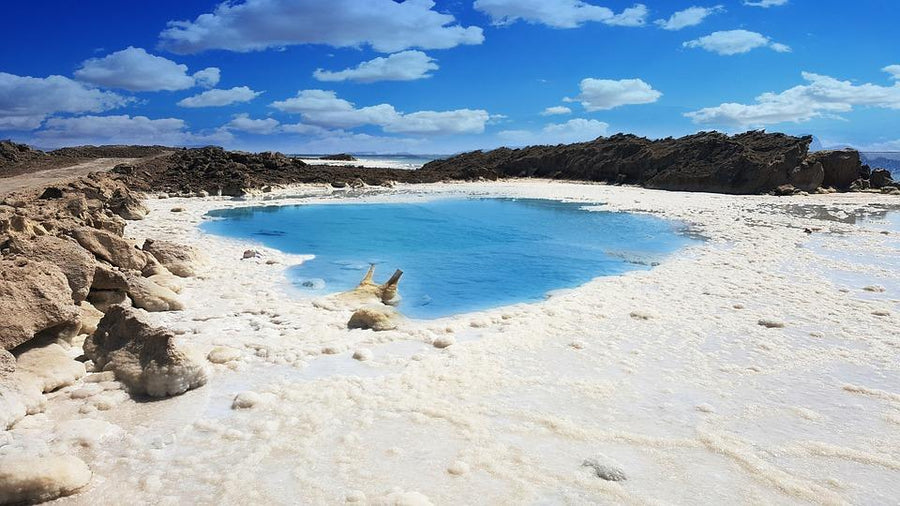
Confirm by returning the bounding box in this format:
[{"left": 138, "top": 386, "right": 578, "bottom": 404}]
[{"left": 1, "top": 0, "right": 897, "bottom": 154}]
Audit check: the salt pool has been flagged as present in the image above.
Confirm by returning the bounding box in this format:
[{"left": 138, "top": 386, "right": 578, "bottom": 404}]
[{"left": 202, "top": 198, "right": 696, "bottom": 318}]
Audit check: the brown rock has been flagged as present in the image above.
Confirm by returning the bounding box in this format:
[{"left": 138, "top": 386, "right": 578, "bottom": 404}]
[
  {"left": 0, "top": 258, "right": 80, "bottom": 350},
  {"left": 9, "top": 235, "right": 96, "bottom": 303},
  {"left": 72, "top": 227, "right": 149, "bottom": 271},
  {"left": 86, "top": 305, "right": 207, "bottom": 397},
  {"left": 123, "top": 273, "right": 183, "bottom": 312},
  {"left": 142, "top": 238, "right": 202, "bottom": 277}
]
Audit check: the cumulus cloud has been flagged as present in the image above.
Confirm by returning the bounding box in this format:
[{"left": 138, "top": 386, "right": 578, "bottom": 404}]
[
  {"left": 655, "top": 5, "right": 723, "bottom": 30},
  {"left": 271, "top": 89, "right": 490, "bottom": 135},
  {"left": 683, "top": 29, "right": 791, "bottom": 55},
  {"left": 33, "top": 114, "right": 232, "bottom": 147},
  {"left": 565, "top": 78, "right": 662, "bottom": 111},
  {"left": 884, "top": 65, "right": 900, "bottom": 80},
  {"left": 224, "top": 113, "right": 280, "bottom": 134},
  {"left": 685, "top": 67, "right": 900, "bottom": 127},
  {"left": 313, "top": 51, "right": 438, "bottom": 83},
  {"left": 177, "top": 86, "right": 261, "bottom": 108},
  {"left": 541, "top": 106, "right": 572, "bottom": 116},
  {"left": 499, "top": 118, "right": 610, "bottom": 145},
  {"left": 474, "top": 0, "right": 647, "bottom": 28},
  {"left": 74, "top": 47, "right": 219, "bottom": 91},
  {"left": 0, "top": 72, "right": 129, "bottom": 130},
  {"left": 743, "top": 0, "right": 788, "bottom": 7},
  {"left": 158, "top": 0, "right": 483, "bottom": 54}
]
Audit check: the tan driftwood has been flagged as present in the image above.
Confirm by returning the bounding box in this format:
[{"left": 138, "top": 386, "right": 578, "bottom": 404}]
[{"left": 346, "top": 265, "right": 403, "bottom": 305}]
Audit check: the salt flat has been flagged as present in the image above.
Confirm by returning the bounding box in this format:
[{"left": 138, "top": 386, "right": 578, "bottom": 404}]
[{"left": 11, "top": 180, "right": 899, "bottom": 505}]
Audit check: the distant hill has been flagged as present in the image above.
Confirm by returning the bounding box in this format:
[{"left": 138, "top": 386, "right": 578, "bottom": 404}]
[{"left": 861, "top": 152, "right": 900, "bottom": 176}]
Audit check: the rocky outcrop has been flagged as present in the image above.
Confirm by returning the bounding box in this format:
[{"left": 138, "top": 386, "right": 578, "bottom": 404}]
[
  {"left": 85, "top": 305, "right": 207, "bottom": 397},
  {"left": 808, "top": 149, "right": 864, "bottom": 190},
  {"left": 421, "top": 131, "right": 820, "bottom": 194},
  {"left": 72, "top": 227, "right": 149, "bottom": 271},
  {"left": 142, "top": 238, "right": 203, "bottom": 277},
  {"left": 0, "top": 258, "right": 80, "bottom": 351},
  {"left": 8, "top": 235, "right": 96, "bottom": 303},
  {"left": 320, "top": 153, "right": 357, "bottom": 161},
  {"left": 348, "top": 305, "right": 402, "bottom": 331},
  {"left": 870, "top": 168, "right": 895, "bottom": 189}
]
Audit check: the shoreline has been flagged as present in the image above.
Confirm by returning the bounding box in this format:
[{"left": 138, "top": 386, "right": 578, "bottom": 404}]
[{"left": 14, "top": 179, "right": 890, "bottom": 504}]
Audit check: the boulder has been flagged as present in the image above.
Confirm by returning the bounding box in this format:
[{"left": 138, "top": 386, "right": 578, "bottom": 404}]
[
  {"left": 808, "top": 149, "right": 862, "bottom": 190},
  {"left": 348, "top": 305, "right": 402, "bottom": 331},
  {"left": 86, "top": 289, "right": 130, "bottom": 313},
  {"left": 788, "top": 160, "right": 825, "bottom": 192},
  {"left": 77, "top": 301, "right": 104, "bottom": 336},
  {"left": 9, "top": 235, "right": 96, "bottom": 303},
  {"left": 870, "top": 168, "right": 895, "bottom": 189},
  {"left": 91, "top": 262, "right": 129, "bottom": 291},
  {"left": 72, "top": 227, "right": 149, "bottom": 271},
  {"left": 123, "top": 273, "right": 183, "bottom": 312},
  {"left": 107, "top": 187, "right": 148, "bottom": 220},
  {"left": 85, "top": 305, "right": 207, "bottom": 397},
  {"left": 0, "top": 258, "right": 80, "bottom": 351},
  {"left": 0, "top": 455, "right": 92, "bottom": 504},
  {"left": 142, "top": 238, "right": 203, "bottom": 277}
]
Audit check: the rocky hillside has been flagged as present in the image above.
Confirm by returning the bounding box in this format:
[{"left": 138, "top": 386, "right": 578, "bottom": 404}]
[
  {"left": 420, "top": 131, "right": 897, "bottom": 194},
  {"left": 0, "top": 140, "right": 170, "bottom": 178}
]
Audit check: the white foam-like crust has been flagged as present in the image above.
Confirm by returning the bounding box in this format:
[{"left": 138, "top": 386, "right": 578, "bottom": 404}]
[
  {"left": 0, "top": 455, "right": 92, "bottom": 504},
  {"left": 3, "top": 180, "right": 899, "bottom": 504}
]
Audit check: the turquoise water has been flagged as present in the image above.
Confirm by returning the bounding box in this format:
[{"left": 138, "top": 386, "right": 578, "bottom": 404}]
[{"left": 202, "top": 198, "right": 696, "bottom": 319}]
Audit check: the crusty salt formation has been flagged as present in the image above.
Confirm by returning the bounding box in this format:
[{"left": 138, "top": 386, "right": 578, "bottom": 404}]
[
  {"left": 85, "top": 305, "right": 207, "bottom": 397},
  {"left": 0, "top": 455, "right": 92, "bottom": 504}
]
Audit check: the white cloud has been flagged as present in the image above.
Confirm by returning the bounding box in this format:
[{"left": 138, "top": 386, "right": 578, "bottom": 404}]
[
  {"left": 683, "top": 29, "right": 791, "bottom": 55},
  {"left": 541, "top": 106, "right": 572, "bottom": 116},
  {"left": 74, "top": 47, "right": 220, "bottom": 91},
  {"left": 0, "top": 72, "right": 129, "bottom": 130},
  {"left": 159, "top": 0, "right": 483, "bottom": 54},
  {"left": 271, "top": 89, "right": 490, "bottom": 135},
  {"left": 884, "top": 65, "right": 900, "bottom": 80},
  {"left": 313, "top": 51, "right": 438, "bottom": 83},
  {"left": 33, "top": 114, "right": 233, "bottom": 147},
  {"left": 224, "top": 113, "right": 280, "bottom": 134},
  {"left": 499, "top": 118, "right": 610, "bottom": 145},
  {"left": 743, "top": 0, "right": 788, "bottom": 7},
  {"left": 685, "top": 67, "right": 900, "bottom": 127},
  {"left": 177, "top": 86, "right": 261, "bottom": 108},
  {"left": 655, "top": 5, "right": 723, "bottom": 31},
  {"left": 565, "top": 78, "right": 662, "bottom": 111},
  {"left": 474, "top": 0, "right": 647, "bottom": 28}
]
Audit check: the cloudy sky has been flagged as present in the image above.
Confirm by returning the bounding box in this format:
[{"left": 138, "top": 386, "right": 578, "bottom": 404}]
[{"left": 1, "top": 0, "right": 897, "bottom": 153}]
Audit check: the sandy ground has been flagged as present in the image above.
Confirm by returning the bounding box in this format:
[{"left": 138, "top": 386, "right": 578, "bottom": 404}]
[{"left": 4, "top": 181, "right": 900, "bottom": 505}]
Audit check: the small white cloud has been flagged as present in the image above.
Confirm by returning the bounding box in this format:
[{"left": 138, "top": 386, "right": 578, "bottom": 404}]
[
  {"left": 655, "top": 5, "right": 724, "bottom": 31},
  {"left": 177, "top": 86, "right": 261, "bottom": 108},
  {"left": 224, "top": 113, "right": 280, "bottom": 134},
  {"left": 566, "top": 78, "right": 662, "bottom": 111},
  {"left": 683, "top": 29, "right": 790, "bottom": 55},
  {"left": 541, "top": 106, "right": 572, "bottom": 116},
  {"left": 32, "top": 114, "right": 232, "bottom": 147},
  {"left": 0, "top": 72, "right": 129, "bottom": 130},
  {"left": 499, "top": 118, "right": 610, "bottom": 145},
  {"left": 685, "top": 68, "right": 900, "bottom": 127},
  {"left": 75, "top": 47, "right": 219, "bottom": 91},
  {"left": 474, "top": 0, "right": 647, "bottom": 28},
  {"left": 192, "top": 68, "right": 221, "bottom": 88},
  {"left": 271, "top": 89, "right": 490, "bottom": 135},
  {"left": 743, "top": 0, "right": 788, "bottom": 7},
  {"left": 159, "top": 0, "right": 484, "bottom": 54},
  {"left": 883, "top": 64, "right": 900, "bottom": 80},
  {"left": 313, "top": 51, "right": 438, "bottom": 83}
]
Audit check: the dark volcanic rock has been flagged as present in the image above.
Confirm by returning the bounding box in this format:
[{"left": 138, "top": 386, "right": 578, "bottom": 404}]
[
  {"left": 870, "top": 168, "right": 895, "bottom": 189},
  {"left": 809, "top": 149, "right": 862, "bottom": 190},
  {"left": 320, "top": 153, "right": 357, "bottom": 161},
  {"left": 421, "top": 131, "right": 816, "bottom": 194}
]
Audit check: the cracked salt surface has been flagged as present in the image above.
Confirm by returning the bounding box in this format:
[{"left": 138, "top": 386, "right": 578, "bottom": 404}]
[{"left": 4, "top": 181, "right": 899, "bottom": 505}]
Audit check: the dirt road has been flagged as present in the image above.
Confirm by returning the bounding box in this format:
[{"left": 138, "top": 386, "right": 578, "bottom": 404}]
[{"left": 0, "top": 155, "right": 168, "bottom": 197}]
